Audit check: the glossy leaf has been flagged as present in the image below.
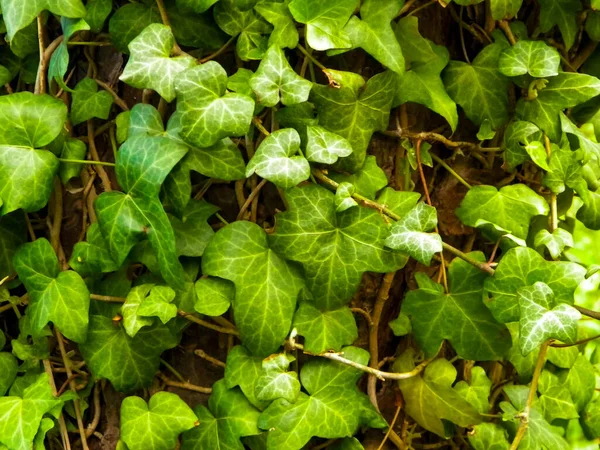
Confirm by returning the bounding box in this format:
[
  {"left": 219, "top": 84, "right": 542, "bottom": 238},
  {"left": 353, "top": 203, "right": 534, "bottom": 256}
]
[
  {"left": 499, "top": 40, "right": 560, "bottom": 78},
  {"left": 224, "top": 346, "right": 270, "bottom": 409},
  {"left": 490, "top": 0, "right": 522, "bottom": 20},
  {"left": 194, "top": 277, "right": 234, "bottom": 317},
  {"left": 534, "top": 228, "right": 573, "bottom": 259},
  {"left": 70, "top": 77, "right": 113, "bottom": 125},
  {"left": 69, "top": 223, "right": 120, "bottom": 276},
  {"left": 169, "top": 200, "right": 220, "bottom": 257},
  {"left": 305, "top": 125, "right": 353, "bottom": 164},
  {"left": 254, "top": 2, "right": 298, "bottom": 49},
  {"left": 293, "top": 302, "right": 358, "bottom": 353},
  {"left": 255, "top": 353, "right": 300, "bottom": 403},
  {"left": 108, "top": 3, "right": 161, "bottom": 54},
  {"left": 330, "top": 156, "right": 388, "bottom": 199},
  {"left": 469, "top": 423, "right": 510, "bottom": 450}
]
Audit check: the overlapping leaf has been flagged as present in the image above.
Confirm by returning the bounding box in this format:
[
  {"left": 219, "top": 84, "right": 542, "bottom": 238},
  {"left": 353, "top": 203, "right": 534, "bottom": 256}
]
[
  {"left": 254, "top": 2, "right": 298, "bottom": 49},
  {"left": 499, "top": 40, "right": 560, "bottom": 78},
  {"left": 538, "top": 0, "right": 580, "bottom": 50},
  {"left": 305, "top": 125, "right": 353, "bottom": 164},
  {"left": 194, "top": 277, "right": 234, "bottom": 316},
  {"left": 70, "top": 77, "right": 114, "bottom": 125}
]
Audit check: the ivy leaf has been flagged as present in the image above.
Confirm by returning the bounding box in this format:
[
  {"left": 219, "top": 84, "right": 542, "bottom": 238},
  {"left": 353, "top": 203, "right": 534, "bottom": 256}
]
[
  {"left": 288, "top": 0, "right": 359, "bottom": 51},
  {"left": 537, "top": 371, "right": 579, "bottom": 421},
  {"left": 169, "top": 200, "right": 219, "bottom": 257},
  {"left": 120, "top": 24, "right": 196, "bottom": 102},
  {"left": 305, "top": 125, "right": 353, "bottom": 164},
  {"left": 79, "top": 315, "right": 178, "bottom": 392},
  {"left": 503, "top": 120, "right": 542, "bottom": 169},
  {"left": 69, "top": 223, "right": 120, "bottom": 276},
  {"left": 292, "top": 302, "right": 358, "bottom": 353},
  {"left": 534, "top": 228, "right": 573, "bottom": 259},
  {"left": 456, "top": 184, "right": 549, "bottom": 240},
  {"left": 246, "top": 128, "right": 310, "bottom": 188},
  {"left": 202, "top": 221, "right": 305, "bottom": 356},
  {"left": 224, "top": 345, "right": 270, "bottom": 409},
  {"left": 175, "top": 62, "right": 255, "bottom": 148},
  {"left": 490, "top": 0, "right": 522, "bottom": 20},
  {"left": 443, "top": 39, "right": 510, "bottom": 129},
  {"left": 394, "top": 350, "right": 482, "bottom": 438},
  {"left": 194, "top": 277, "right": 234, "bottom": 316},
  {"left": 516, "top": 73, "right": 600, "bottom": 142},
  {"left": 0, "top": 92, "right": 67, "bottom": 215},
  {"left": 330, "top": 155, "right": 388, "bottom": 199},
  {"left": 385, "top": 203, "right": 443, "bottom": 266},
  {"left": 85, "top": 0, "right": 112, "bottom": 32},
  {"left": 249, "top": 45, "right": 312, "bottom": 107},
  {"left": 58, "top": 137, "right": 87, "bottom": 184},
  {"left": 341, "top": 0, "right": 405, "bottom": 75},
  {"left": 121, "top": 392, "right": 197, "bottom": 450},
  {"left": 136, "top": 285, "right": 177, "bottom": 324},
  {"left": 403, "top": 253, "right": 510, "bottom": 360},
  {"left": 377, "top": 188, "right": 420, "bottom": 216},
  {"left": 254, "top": 2, "right": 299, "bottom": 49},
  {"left": 176, "top": 0, "right": 218, "bottom": 13},
  {"left": 499, "top": 40, "right": 560, "bottom": 78},
  {"left": 48, "top": 18, "right": 90, "bottom": 92},
  {"left": 454, "top": 367, "right": 492, "bottom": 415},
  {"left": 108, "top": 3, "right": 161, "bottom": 54},
  {"left": 0, "top": 352, "right": 17, "bottom": 397},
  {"left": 70, "top": 78, "right": 114, "bottom": 126},
  {"left": 14, "top": 238, "right": 90, "bottom": 343},
  {"left": 335, "top": 182, "right": 358, "bottom": 213},
  {"left": 469, "top": 423, "right": 510, "bottom": 450},
  {"left": 0, "top": 0, "right": 86, "bottom": 40},
  {"left": 123, "top": 284, "right": 175, "bottom": 337},
  {"left": 311, "top": 70, "right": 396, "bottom": 172},
  {"left": 389, "top": 313, "right": 411, "bottom": 336},
  {"left": 181, "top": 379, "right": 261, "bottom": 450},
  {"left": 270, "top": 184, "right": 407, "bottom": 310},
  {"left": 559, "top": 354, "right": 595, "bottom": 411},
  {"left": 394, "top": 17, "right": 458, "bottom": 131},
  {"left": 484, "top": 247, "right": 586, "bottom": 323},
  {"left": 0, "top": 212, "right": 26, "bottom": 280},
  {"left": 538, "top": 0, "right": 581, "bottom": 50},
  {"left": 256, "top": 353, "right": 300, "bottom": 403}
]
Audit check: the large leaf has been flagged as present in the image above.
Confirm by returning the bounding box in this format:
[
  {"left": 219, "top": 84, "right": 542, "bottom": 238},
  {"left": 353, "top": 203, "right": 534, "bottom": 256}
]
[
  {"left": 538, "top": 0, "right": 581, "bottom": 50},
  {"left": 202, "top": 221, "right": 305, "bottom": 356},
  {"left": 469, "top": 423, "right": 510, "bottom": 450},
  {"left": 170, "top": 200, "right": 219, "bottom": 257},
  {"left": 14, "top": 238, "right": 90, "bottom": 343},
  {"left": 270, "top": 184, "right": 407, "bottom": 310},
  {"left": 484, "top": 247, "right": 586, "bottom": 323},
  {"left": 402, "top": 252, "right": 510, "bottom": 360}
]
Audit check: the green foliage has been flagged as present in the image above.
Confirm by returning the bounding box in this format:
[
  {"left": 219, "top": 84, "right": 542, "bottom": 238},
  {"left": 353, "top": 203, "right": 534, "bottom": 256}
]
[{"left": 70, "top": 78, "right": 113, "bottom": 125}]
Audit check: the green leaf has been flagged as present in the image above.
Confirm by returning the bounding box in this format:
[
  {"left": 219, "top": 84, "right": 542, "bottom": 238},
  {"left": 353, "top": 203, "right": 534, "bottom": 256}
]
[
  {"left": 136, "top": 285, "right": 177, "bottom": 324},
  {"left": 292, "top": 302, "right": 358, "bottom": 353},
  {"left": 121, "top": 392, "right": 197, "bottom": 450},
  {"left": 0, "top": 212, "right": 26, "bottom": 280},
  {"left": 14, "top": 238, "right": 90, "bottom": 343},
  {"left": 523, "top": 140, "right": 550, "bottom": 171},
  {"left": 385, "top": 203, "right": 443, "bottom": 265},
  {"left": 582, "top": 397, "right": 600, "bottom": 438},
  {"left": 376, "top": 188, "right": 420, "bottom": 216},
  {"left": 249, "top": 45, "right": 312, "bottom": 107},
  {"left": 538, "top": 0, "right": 581, "bottom": 50},
  {"left": 454, "top": 367, "right": 492, "bottom": 414},
  {"left": 270, "top": 184, "right": 407, "bottom": 309},
  {"left": 0, "top": 0, "right": 86, "bottom": 40},
  {"left": 85, "top": 0, "right": 112, "bottom": 33},
  {"left": 202, "top": 221, "right": 305, "bottom": 356},
  {"left": 256, "top": 353, "right": 300, "bottom": 403},
  {"left": 246, "top": 128, "right": 309, "bottom": 188},
  {"left": 503, "top": 120, "right": 542, "bottom": 169},
  {"left": 288, "top": 0, "right": 359, "bottom": 51},
  {"left": 0, "top": 92, "right": 67, "bottom": 215},
  {"left": 342, "top": 0, "right": 405, "bottom": 75},
  {"left": 456, "top": 184, "right": 549, "bottom": 240},
  {"left": 169, "top": 200, "right": 219, "bottom": 257},
  {"left": 403, "top": 253, "right": 510, "bottom": 360},
  {"left": 120, "top": 24, "right": 196, "bottom": 102},
  {"left": 394, "top": 350, "right": 482, "bottom": 438},
  {"left": 544, "top": 143, "right": 585, "bottom": 195},
  {"left": 194, "top": 277, "right": 234, "bottom": 316},
  {"left": 389, "top": 312, "right": 411, "bottom": 336},
  {"left": 0, "top": 352, "right": 17, "bottom": 397},
  {"left": 499, "top": 40, "right": 560, "bottom": 78},
  {"left": 108, "top": 3, "right": 161, "bottom": 54},
  {"left": 69, "top": 223, "right": 120, "bottom": 276},
  {"left": 558, "top": 354, "right": 596, "bottom": 411},
  {"left": 122, "top": 284, "right": 155, "bottom": 337},
  {"left": 469, "top": 423, "right": 510, "bottom": 450},
  {"left": 335, "top": 182, "right": 358, "bottom": 212},
  {"left": 181, "top": 379, "right": 261, "bottom": 450},
  {"left": 70, "top": 77, "right": 113, "bottom": 125},
  {"left": 490, "top": 0, "right": 522, "bottom": 20},
  {"left": 224, "top": 346, "right": 270, "bottom": 409},
  {"left": 534, "top": 228, "right": 573, "bottom": 259},
  {"left": 330, "top": 155, "right": 388, "bottom": 199},
  {"left": 58, "top": 137, "right": 87, "bottom": 184},
  {"left": 311, "top": 70, "right": 396, "bottom": 172},
  {"left": 176, "top": 0, "right": 217, "bottom": 13},
  {"left": 254, "top": 2, "right": 299, "bottom": 49},
  {"left": 516, "top": 73, "right": 600, "bottom": 142},
  {"left": 48, "top": 18, "right": 90, "bottom": 92},
  {"left": 537, "top": 371, "right": 579, "bottom": 421},
  {"left": 484, "top": 247, "right": 586, "bottom": 323},
  {"left": 305, "top": 125, "right": 353, "bottom": 164},
  {"left": 79, "top": 315, "right": 178, "bottom": 392},
  {"left": 443, "top": 40, "right": 510, "bottom": 129},
  {"left": 175, "top": 62, "right": 255, "bottom": 148}
]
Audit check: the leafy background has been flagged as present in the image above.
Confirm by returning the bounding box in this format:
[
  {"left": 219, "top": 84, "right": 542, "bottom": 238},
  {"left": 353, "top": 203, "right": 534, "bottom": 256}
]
[{"left": 1, "top": 0, "right": 600, "bottom": 449}]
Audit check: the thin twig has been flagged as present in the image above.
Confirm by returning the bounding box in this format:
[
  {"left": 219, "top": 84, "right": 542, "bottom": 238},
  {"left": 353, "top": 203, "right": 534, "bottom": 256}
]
[
  {"left": 43, "top": 359, "right": 72, "bottom": 450},
  {"left": 236, "top": 178, "right": 267, "bottom": 221},
  {"left": 87, "top": 121, "right": 113, "bottom": 192},
  {"left": 550, "top": 334, "right": 600, "bottom": 347},
  {"left": 158, "top": 373, "right": 212, "bottom": 394},
  {"left": 498, "top": 20, "right": 517, "bottom": 45},
  {"left": 194, "top": 349, "right": 227, "bottom": 368},
  {"left": 378, "top": 403, "right": 402, "bottom": 450},
  {"left": 57, "top": 158, "right": 116, "bottom": 167},
  {"left": 459, "top": 7, "right": 470, "bottom": 64},
  {"left": 575, "top": 305, "right": 600, "bottom": 321},
  {"left": 85, "top": 382, "right": 101, "bottom": 438},
  {"left": 297, "top": 44, "right": 327, "bottom": 71},
  {"left": 199, "top": 36, "right": 236, "bottom": 63},
  {"left": 430, "top": 153, "right": 472, "bottom": 189},
  {"left": 384, "top": 129, "right": 502, "bottom": 153},
  {"left": 94, "top": 79, "right": 129, "bottom": 111},
  {"left": 35, "top": 15, "right": 46, "bottom": 94}
]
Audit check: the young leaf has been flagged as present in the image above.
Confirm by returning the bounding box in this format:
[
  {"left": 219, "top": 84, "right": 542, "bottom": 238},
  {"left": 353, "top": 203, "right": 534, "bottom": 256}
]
[
  {"left": 254, "top": 2, "right": 299, "bottom": 49},
  {"left": 70, "top": 78, "right": 114, "bottom": 125},
  {"left": 538, "top": 0, "right": 581, "bottom": 50},
  {"left": 484, "top": 247, "right": 586, "bottom": 323},
  {"left": 48, "top": 18, "right": 90, "bottom": 92},
  {"left": 0, "top": 352, "right": 17, "bottom": 397},
  {"left": 169, "top": 200, "right": 220, "bottom": 257},
  {"left": 270, "top": 184, "right": 407, "bottom": 310},
  {"left": 498, "top": 40, "right": 560, "bottom": 78},
  {"left": 175, "top": 62, "right": 255, "bottom": 148},
  {"left": 389, "top": 313, "right": 411, "bottom": 336},
  {"left": 14, "top": 238, "right": 90, "bottom": 343},
  {"left": 246, "top": 128, "right": 310, "bottom": 188},
  {"left": 58, "top": 138, "right": 87, "bottom": 183},
  {"left": 305, "top": 125, "right": 353, "bottom": 164},
  {"left": 454, "top": 367, "right": 492, "bottom": 414},
  {"left": 249, "top": 45, "right": 312, "bottom": 107},
  {"left": 224, "top": 346, "right": 270, "bottom": 409},
  {"left": 490, "top": 0, "right": 522, "bottom": 20},
  {"left": 79, "top": 315, "right": 178, "bottom": 392},
  {"left": 402, "top": 253, "right": 510, "bottom": 360},
  {"left": 181, "top": 379, "right": 261, "bottom": 450},
  {"left": 202, "top": 221, "right": 305, "bottom": 356},
  {"left": 537, "top": 371, "right": 579, "bottom": 422},
  {"left": 469, "top": 423, "right": 510, "bottom": 450},
  {"left": 330, "top": 155, "right": 388, "bottom": 199},
  {"left": 534, "top": 228, "right": 573, "bottom": 259},
  {"left": 288, "top": 0, "right": 359, "bottom": 51},
  {"left": 376, "top": 188, "right": 420, "bottom": 216},
  {"left": 120, "top": 24, "right": 196, "bottom": 102},
  {"left": 385, "top": 202, "right": 443, "bottom": 265},
  {"left": 292, "top": 302, "right": 358, "bottom": 353},
  {"left": 85, "top": 0, "right": 112, "bottom": 33},
  {"left": 69, "top": 223, "right": 120, "bottom": 276},
  {"left": 503, "top": 120, "right": 542, "bottom": 169},
  {"left": 335, "top": 182, "right": 358, "bottom": 212},
  {"left": 136, "top": 285, "right": 177, "bottom": 324},
  {"left": 255, "top": 353, "right": 300, "bottom": 403},
  {"left": 194, "top": 277, "right": 234, "bottom": 317}
]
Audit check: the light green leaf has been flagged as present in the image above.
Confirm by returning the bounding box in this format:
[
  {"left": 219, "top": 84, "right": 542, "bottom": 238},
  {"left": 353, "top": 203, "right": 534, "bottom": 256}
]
[
  {"left": 14, "top": 238, "right": 89, "bottom": 343},
  {"left": 169, "top": 200, "right": 219, "bottom": 257},
  {"left": 270, "top": 184, "right": 407, "bottom": 309},
  {"left": 477, "top": 119, "right": 496, "bottom": 140},
  {"left": 194, "top": 277, "right": 234, "bottom": 317},
  {"left": 176, "top": 0, "right": 218, "bottom": 13},
  {"left": 443, "top": 39, "right": 510, "bottom": 129},
  {"left": 121, "top": 392, "right": 198, "bottom": 450},
  {"left": 535, "top": 228, "right": 573, "bottom": 259},
  {"left": 329, "top": 438, "right": 364, "bottom": 450},
  {"left": 108, "top": 3, "right": 161, "bottom": 54},
  {"left": 122, "top": 284, "right": 155, "bottom": 337},
  {"left": 254, "top": 2, "right": 299, "bottom": 49},
  {"left": 403, "top": 253, "right": 510, "bottom": 360},
  {"left": 538, "top": 0, "right": 581, "bottom": 50},
  {"left": 202, "top": 221, "right": 305, "bottom": 356},
  {"left": 538, "top": 371, "right": 579, "bottom": 422},
  {"left": 558, "top": 354, "right": 596, "bottom": 411},
  {"left": 490, "top": 0, "right": 522, "bottom": 20},
  {"left": 246, "top": 128, "right": 309, "bottom": 188},
  {"left": 0, "top": 352, "right": 17, "bottom": 397},
  {"left": 256, "top": 353, "right": 300, "bottom": 403},
  {"left": 70, "top": 77, "right": 113, "bottom": 125},
  {"left": 469, "top": 423, "right": 510, "bottom": 450},
  {"left": 292, "top": 302, "right": 358, "bottom": 353},
  {"left": 544, "top": 141, "right": 585, "bottom": 194},
  {"left": 288, "top": 0, "right": 359, "bottom": 51},
  {"left": 305, "top": 125, "right": 353, "bottom": 164},
  {"left": 69, "top": 223, "right": 120, "bottom": 276},
  {"left": 120, "top": 24, "right": 196, "bottom": 102},
  {"left": 249, "top": 45, "right": 312, "bottom": 107},
  {"left": 587, "top": 10, "right": 600, "bottom": 41},
  {"left": 335, "top": 182, "right": 358, "bottom": 213},
  {"left": 48, "top": 18, "right": 90, "bottom": 92},
  {"left": 311, "top": 70, "right": 396, "bottom": 172},
  {"left": 394, "top": 350, "right": 482, "bottom": 438},
  {"left": 456, "top": 184, "right": 549, "bottom": 240},
  {"left": 0, "top": 212, "right": 26, "bottom": 280},
  {"left": 330, "top": 155, "right": 388, "bottom": 199},
  {"left": 516, "top": 72, "right": 600, "bottom": 142},
  {"left": 454, "top": 367, "right": 492, "bottom": 414},
  {"left": 224, "top": 346, "right": 270, "bottom": 409},
  {"left": 376, "top": 188, "right": 420, "bottom": 217},
  {"left": 175, "top": 62, "right": 255, "bottom": 148},
  {"left": 499, "top": 40, "right": 560, "bottom": 78},
  {"left": 582, "top": 397, "right": 600, "bottom": 438},
  {"left": 503, "top": 120, "right": 542, "bottom": 169},
  {"left": 0, "top": 0, "right": 86, "bottom": 40},
  {"left": 58, "top": 137, "right": 87, "bottom": 184},
  {"left": 136, "top": 285, "right": 177, "bottom": 324},
  {"left": 79, "top": 315, "right": 178, "bottom": 392},
  {"left": 389, "top": 312, "right": 411, "bottom": 336},
  {"left": 524, "top": 140, "right": 550, "bottom": 170},
  {"left": 181, "top": 379, "right": 261, "bottom": 450},
  {"left": 385, "top": 203, "right": 442, "bottom": 265}
]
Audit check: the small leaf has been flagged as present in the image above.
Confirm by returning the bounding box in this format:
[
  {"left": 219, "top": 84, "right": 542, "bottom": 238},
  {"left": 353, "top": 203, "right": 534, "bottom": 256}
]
[
  {"left": 389, "top": 313, "right": 411, "bottom": 337},
  {"left": 137, "top": 285, "right": 178, "bottom": 324},
  {"left": 538, "top": 0, "right": 581, "bottom": 50},
  {"left": 335, "top": 182, "right": 358, "bottom": 213},
  {"left": 503, "top": 120, "right": 542, "bottom": 169},
  {"left": 224, "top": 345, "right": 270, "bottom": 409},
  {"left": 108, "top": 3, "right": 161, "bottom": 54},
  {"left": 194, "top": 277, "right": 234, "bottom": 316},
  {"left": 254, "top": 2, "right": 299, "bottom": 49},
  {"left": 122, "top": 285, "right": 154, "bottom": 337},
  {"left": 85, "top": 0, "right": 112, "bottom": 33},
  {"left": 490, "top": 0, "right": 522, "bottom": 20},
  {"left": 58, "top": 138, "right": 87, "bottom": 184},
  {"left": 69, "top": 223, "right": 120, "bottom": 276},
  {"left": 469, "top": 423, "right": 510, "bottom": 450},
  {"left": 70, "top": 77, "right": 113, "bottom": 125},
  {"left": 0, "top": 352, "right": 17, "bottom": 397},
  {"left": 305, "top": 125, "right": 353, "bottom": 164},
  {"left": 293, "top": 302, "right": 358, "bottom": 353},
  {"left": 524, "top": 140, "right": 550, "bottom": 170},
  {"left": 534, "top": 228, "right": 573, "bottom": 259},
  {"left": 330, "top": 155, "right": 388, "bottom": 199},
  {"left": 256, "top": 353, "right": 300, "bottom": 403},
  {"left": 537, "top": 371, "right": 579, "bottom": 422},
  {"left": 376, "top": 188, "right": 420, "bottom": 216},
  {"left": 48, "top": 18, "right": 90, "bottom": 92},
  {"left": 477, "top": 119, "right": 496, "bottom": 141},
  {"left": 499, "top": 40, "right": 560, "bottom": 78}
]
